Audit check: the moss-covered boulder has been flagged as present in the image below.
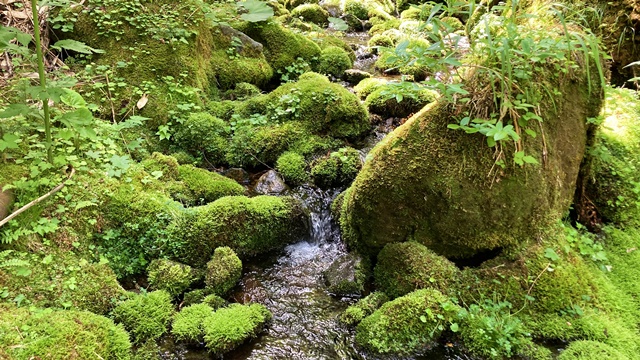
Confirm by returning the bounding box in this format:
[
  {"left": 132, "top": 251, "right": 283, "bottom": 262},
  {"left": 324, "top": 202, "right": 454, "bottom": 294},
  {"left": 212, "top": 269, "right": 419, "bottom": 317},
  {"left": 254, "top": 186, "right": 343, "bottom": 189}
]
[
  {"left": 365, "top": 85, "right": 438, "bottom": 118},
  {"left": 111, "top": 290, "right": 174, "bottom": 343},
  {"left": 0, "top": 305, "right": 131, "bottom": 360},
  {"left": 203, "top": 303, "right": 272, "bottom": 354},
  {"left": 355, "top": 289, "right": 459, "bottom": 354},
  {"left": 141, "top": 152, "right": 180, "bottom": 180},
  {"left": 147, "top": 259, "right": 201, "bottom": 297},
  {"left": 374, "top": 242, "right": 459, "bottom": 299},
  {"left": 558, "top": 340, "right": 628, "bottom": 360},
  {"left": 276, "top": 151, "right": 309, "bottom": 186},
  {"left": 168, "top": 195, "right": 307, "bottom": 267},
  {"left": 239, "top": 72, "right": 370, "bottom": 139},
  {"left": 323, "top": 253, "right": 368, "bottom": 296},
  {"left": 205, "top": 247, "right": 243, "bottom": 296},
  {"left": 311, "top": 147, "right": 362, "bottom": 189},
  {"left": 354, "top": 77, "right": 386, "bottom": 99},
  {"left": 171, "top": 303, "right": 215, "bottom": 343},
  {"left": 340, "top": 65, "right": 603, "bottom": 258},
  {"left": 177, "top": 164, "right": 245, "bottom": 205},
  {"left": 340, "top": 291, "right": 389, "bottom": 326},
  {"left": 317, "top": 46, "right": 353, "bottom": 78},
  {"left": 0, "top": 250, "right": 125, "bottom": 314},
  {"left": 291, "top": 4, "right": 330, "bottom": 25},
  {"left": 172, "top": 112, "right": 229, "bottom": 166},
  {"left": 238, "top": 20, "right": 322, "bottom": 75}
]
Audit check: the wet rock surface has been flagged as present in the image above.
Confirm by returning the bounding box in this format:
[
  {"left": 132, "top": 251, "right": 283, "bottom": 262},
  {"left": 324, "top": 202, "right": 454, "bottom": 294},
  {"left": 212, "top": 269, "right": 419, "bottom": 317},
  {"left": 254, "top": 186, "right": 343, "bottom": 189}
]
[{"left": 254, "top": 170, "right": 288, "bottom": 195}]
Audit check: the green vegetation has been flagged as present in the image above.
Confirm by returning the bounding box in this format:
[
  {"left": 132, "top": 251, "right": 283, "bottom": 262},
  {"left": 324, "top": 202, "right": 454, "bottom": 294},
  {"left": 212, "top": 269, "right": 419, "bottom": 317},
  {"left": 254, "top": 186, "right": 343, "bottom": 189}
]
[
  {"left": 311, "top": 147, "right": 362, "bottom": 189},
  {"left": 177, "top": 165, "right": 245, "bottom": 205},
  {"left": 110, "top": 290, "right": 174, "bottom": 343},
  {"left": 290, "top": 4, "right": 329, "bottom": 26},
  {"left": 203, "top": 303, "right": 272, "bottom": 354},
  {"left": 317, "top": 46, "right": 353, "bottom": 78},
  {"left": 558, "top": 341, "right": 628, "bottom": 360},
  {"left": 146, "top": 259, "right": 200, "bottom": 297},
  {"left": 205, "top": 247, "right": 243, "bottom": 296},
  {"left": 171, "top": 303, "right": 215, "bottom": 343},
  {"left": 172, "top": 113, "right": 229, "bottom": 166},
  {"left": 276, "top": 151, "right": 309, "bottom": 186},
  {"left": 340, "top": 292, "right": 389, "bottom": 326},
  {"left": 365, "top": 83, "right": 438, "bottom": 118}
]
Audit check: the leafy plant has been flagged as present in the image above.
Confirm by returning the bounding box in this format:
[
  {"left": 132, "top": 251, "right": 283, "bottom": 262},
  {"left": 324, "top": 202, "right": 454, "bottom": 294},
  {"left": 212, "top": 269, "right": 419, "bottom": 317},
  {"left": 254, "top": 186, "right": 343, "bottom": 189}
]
[{"left": 237, "top": 0, "right": 274, "bottom": 22}]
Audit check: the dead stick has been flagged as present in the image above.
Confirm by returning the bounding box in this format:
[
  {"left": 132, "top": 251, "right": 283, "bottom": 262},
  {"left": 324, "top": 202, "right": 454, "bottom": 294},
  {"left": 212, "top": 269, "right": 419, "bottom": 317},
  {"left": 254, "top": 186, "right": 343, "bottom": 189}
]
[{"left": 0, "top": 166, "right": 75, "bottom": 228}]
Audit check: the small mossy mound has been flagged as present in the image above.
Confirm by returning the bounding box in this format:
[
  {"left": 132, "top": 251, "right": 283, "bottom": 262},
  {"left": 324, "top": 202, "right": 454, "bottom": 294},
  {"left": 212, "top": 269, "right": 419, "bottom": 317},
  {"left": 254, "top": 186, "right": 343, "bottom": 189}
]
[
  {"left": 343, "top": 0, "right": 369, "bottom": 20},
  {"left": 177, "top": 164, "right": 245, "bottom": 205},
  {"left": 225, "top": 82, "right": 262, "bottom": 100},
  {"left": 182, "top": 288, "right": 215, "bottom": 307},
  {"left": 354, "top": 78, "right": 387, "bottom": 99},
  {"left": 365, "top": 85, "right": 438, "bottom": 118},
  {"left": 276, "top": 151, "right": 309, "bottom": 186},
  {"left": 239, "top": 72, "right": 370, "bottom": 140},
  {"left": 168, "top": 195, "right": 306, "bottom": 267},
  {"left": 239, "top": 20, "right": 322, "bottom": 75},
  {"left": 317, "top": 46, "right": 353, "bottom": 78},
  {"left": 368, "top": 34, "right": 394, "bottom": 53},
  {"left": 203, "top": 303, "right": 272, "bottom": 354},
  {"left": 147, "top": 259, "right": 200, "bottom": 297},
  {"left": 291, "top": 4, "right": 329, "bottom": 25},
  {"left": 311, "top": 147, "right": 362, "bottom": 189},
  {"left": 586, "top": 87, "right": 640, "bottom": 226},
  {"left": 171, "top": 303, "right": 215, "bottom": 343},
  {"left": 375, "top": 39, "right": 431, "bottom": 80},
  {"left": 374, "top": 242, "right": 459, "bottom": 299},
  {"left": 340, "top": 292, "right": 389, "bottom": 326},
  {"left": 212, "top": 51, "right": 274, "bottom": 90},
  {"left": 141, "top": 152, "right": 180, "bottom": 180},
  {"left": 0, "top": 305, "right": 131, "bottom": 360},
  {"left": 0, "top": 250, "right": 124, "bottom": 314},
  {"left": 355, "top": 289, "right": 459, "bottom": 354},
  {"left": 558, "top": 340, "right": 628, "bottom": 360},
  {"left": 203, "top": 294, "right": 227, "bottom": 309},
  {"left": 173, "top": 112, "right": 229, "bottom": 166},
  {"left": 205, "top": 247, "right": 243, "bottom": 296},
  {"left": 313, "top": 34, "right": 356, "bottom": 62},
  {"left": 111, "top": 290, "right": 174, "bottom": 344}
]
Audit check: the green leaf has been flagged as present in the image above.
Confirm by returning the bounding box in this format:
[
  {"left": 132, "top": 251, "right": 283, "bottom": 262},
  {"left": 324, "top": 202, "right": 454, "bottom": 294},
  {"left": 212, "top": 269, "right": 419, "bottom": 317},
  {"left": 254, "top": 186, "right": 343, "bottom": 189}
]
[
  {"left": 239, "top": 0, "right": 274, "bottom": 22},
  {"left": 14, "top": 267, "right": 32, "bottom": 277},
  {"left": 544, "top": 247, "right": 560, "bottom": 262},
  {"left": 74, "top": 201, "right": 97, "bottom": 210},
  {"left": 0, "top": 133, "right": 21, "bottom": 151},
  {"left": 523, "top": 155, "right": 539, "bottom": 164},
  {"left": 60, "top": 89, "right": 87, "bottom": 108},
  {"left": 42, "top": 255, "right": 53, "bottom": 265},
  {"left": 0, "top": 104, "right": 35, "bottom": 118},
  {"left": 328, "top": 17, "right": 348, "bottom": 31},
  {"left": 420, "top": 315, "right": 427, "bottom": 323},
  {"left": 450, "top": 323, "right": 459, "bottom": 332},
  {"left": 51, "top": 39, "right": 105, "bottom": 54}
]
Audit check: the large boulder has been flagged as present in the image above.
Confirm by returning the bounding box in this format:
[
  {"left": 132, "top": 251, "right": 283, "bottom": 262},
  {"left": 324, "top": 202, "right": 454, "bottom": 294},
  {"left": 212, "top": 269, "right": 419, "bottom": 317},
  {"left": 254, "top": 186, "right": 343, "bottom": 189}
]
[{"left": 340, "top": 59, "right": 603, "bottom": 259}]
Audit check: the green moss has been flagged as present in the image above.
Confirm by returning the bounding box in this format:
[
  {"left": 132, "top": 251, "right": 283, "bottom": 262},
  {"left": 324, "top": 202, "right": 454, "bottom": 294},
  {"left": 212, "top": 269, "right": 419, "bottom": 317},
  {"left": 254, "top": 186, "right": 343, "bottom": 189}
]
[
  {"left": 0, "top": 250, "right": 125, "bottom": 314},
  {"left": 240, "top": 72, "right": 370, "bottom": 139},
  {"left": 168, "top": 195, "right": 306, "bottom": 267},
  {"left": 206, "top": 100, "right": 238, "bottom": 121},
  {"left": 343, "top": 0, "right": 369, "bottom": 20},
  {"left": 324, "top": 253, "right": 369, "bottom": 296},
  {"left": 313, "top": 34, "right": 356, "bottom": 62},
  {"left": 239, "top": 20, "right": 322, "bottom": 75},
  {"left": 203, "top": 294, "right": 227, "bottom": 309},
  {"left": 203, "top": 303, "right": 272, "bottom": 354},
  {"left": 317, "top": 46, "right": 353, "bottom": 78},
  {"left": 355, "top": 289, "right": 458, "bottom": 354},
  {"left": 111, "top": 290, "right": 174, "bottom": 344},
  {"left": 276, "top": 151, "right": 309, "bottom": 186},
  {"left": 225, "top": 82, "right": 262, "bottom": 101},
  {"left": 374, "top": 242, "right": 459, "bottom": 299},
  {"left": 177, "top": 164, "right": 245, "bottom": 205},
  {"left": 400, "top": 5, "right": 433, "bottom": 20},
  {"left": 182, "top": 288, "right": 214, "bottom": 307},
  {"left": 147, "top": 259, "right": 200, "bottom": 297},
  {"left": 368, "top": 19, "right": 401, "bottom": 36},
  {"left": 311, "top": 147, "right": 362, "bottom": 189},
  {"left": 212, "top": 50, "right": 274, "bottom": 90},
  {"left": 0, "top": 305, "right": 131, "bottom": 360},
  {"left": 441, "top": 16, "right": 464, "bottom": 32},
  {"left": 558, "top": 341, "right": 628, "bottom": 360},
  {"left": 354, "top": 78, "right": 386, "bottom": 99},
  {"left": 375, "top": 39, "right": 431, "bottom": 80},
  {"left": 205, "top": 247, "right": 242, "bottom": 296},
  {"left": 173, "top": 112, "right": 229, "bottom": 166},
  {"left": 226, "top": 122, "right": 307, "bottom": 167},
  {"left": 170, "top": 151, "right": 197, "bottom": 165},
  {"left": 171, "top": 303, "right": 214, "bottom": 343},
  {"left": 587, "top": 87, "right": 640, "bottom": 226},
  {"left": 368, "top": 34, "right": 394, "bottom": 53},
  {"left": 132, "top": 340, "right": 161, "bottom": 360},
  {"left": 340, "top": 292, "right": 389, "bottom": 326},
  {"left": 141, "top": 152, "right": 180, "bottom": 180},
  {"left": 365, "top": 86, "right": 438, "bottom": 118},
  {"left": 290, "top": 4, "right": 329, "bottom": 25}
]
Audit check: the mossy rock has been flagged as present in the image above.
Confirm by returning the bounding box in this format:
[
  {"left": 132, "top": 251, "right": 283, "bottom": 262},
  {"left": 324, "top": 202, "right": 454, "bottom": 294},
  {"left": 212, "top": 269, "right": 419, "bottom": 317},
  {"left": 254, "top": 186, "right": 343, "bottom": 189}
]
[
  {"left": 203, "top": 294, "right": 227, "bottom": 309},
  {"left": 111, "top": 290, "right": 174, "bottom": 344},
  {"left": 368, "top": 19, "right": 401, "bottom": 36},
  {"left": 311, "top": 147, "right": 362, "bottom": 189},
  {"left": 355, "top": 289, "right": 459, "bottom": 354},
  {"left": 0, "top": 305, "right": 131, "bottom": 360},
  {"left": 276, "top": 151, "right": 309, "bottom": 186},
  {"left": 0, "top": 250, "right": 125, "bottom": 315},
  {"left": 343, "top": 0, "right": 369, "bottom": 20},
  {"left": 240, "top": 72, "right": 370, "bottom": 139},
  {"left": 203, "top": 303, "right": 272, "bottom": 354},
  {"left": 141, "top": 152, "right": 180, "bottom": 180},
  {"left": 171, "top": 303, "right": 215, "bottom": 343},
  {"left": 177, "top": 164, "right": 245, "bottom": 205},
  {"left": 586, "top": 87, "right": 640, "bottom": 226},
  {"left": 340, "top": 62, "right": 603, "bottom": 257},
  {"left": 324, "top": 253, "right": 368, "bottom": 296},
  {"left": 313, "top": 34, "right": 356, "bottom": 62},
  {"left": 147, "top": 259, "right": 201, "bottom": 297},
  {"left": 557, "top": 340, "right": 628, "bottom": 360},
  {"left": 205, "top": 247, "right": 243, "bottom": 296},
  {"left": 354, "top": 78, "right": 387, "bottom": 99},
  {"left": 211, "top": 49, "right": 274, "bottom": 90},
  {"left": 365, "top": 86, "right": 438, "bottom": 118},
  {"left": 374, "top": 242, "right": 459, "bottom": 299},
  {"left": 238, "top": 20, "right": 322, "bottom": 75},
  {"left": 224, "top": 82, "right": 262, "bottom": 101},
  {"left": 182, "top": 288, "right": 215, "bottom": 307},
  {"left": 317, "top": 46, "right": 353, "bottom": 78},
  {"left": 173, "top": 112, "right": 229, "bottom": 166},
  {"left": 368, "top": 34, "right": 394, "bottom": 53},
  {"left": 291, "top": 4, "right": 329, "bottom": 25},
  {"left": 340, "top": 291, "right": 389, "bottom": 326},
  {"left": 168, "top": 195, "right": 307, "bottom": 267}
]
